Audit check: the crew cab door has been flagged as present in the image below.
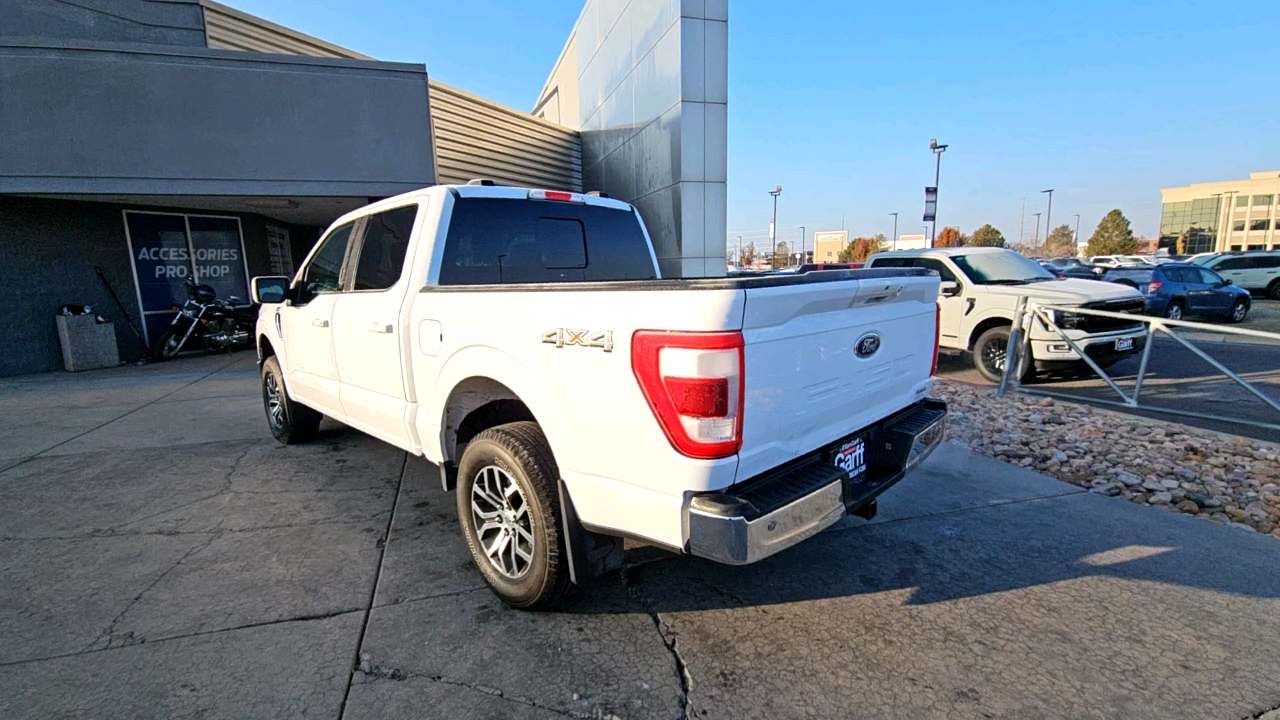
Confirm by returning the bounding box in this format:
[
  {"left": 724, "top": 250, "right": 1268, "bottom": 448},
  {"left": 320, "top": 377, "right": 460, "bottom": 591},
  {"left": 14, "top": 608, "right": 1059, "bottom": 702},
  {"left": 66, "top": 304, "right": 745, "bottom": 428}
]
[
  {"left": 331, "top": 204, "right": 419, "bottom": 447},
  {"left": 280, "top": 221, "right": 355, "bottom": 417}
]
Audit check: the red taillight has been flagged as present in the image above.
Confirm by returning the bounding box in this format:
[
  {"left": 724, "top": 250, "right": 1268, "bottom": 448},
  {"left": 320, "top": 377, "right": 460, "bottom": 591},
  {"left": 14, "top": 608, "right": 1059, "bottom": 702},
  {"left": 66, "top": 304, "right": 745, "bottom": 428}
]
[
  {"left": 632, "top": 330, "right": 744, "bottom": 459},
  {"left": 931, "top": 303, "right": 941, "bottom": 376},
  {"left": 528, "top": 189, "right": 583, "bottom": 203},
  {"left": 664, "top": 377, "right": 730, "bottom": 417},
  {"left": 1147, "top": 281, "right": 1162, "bottom": 295}
]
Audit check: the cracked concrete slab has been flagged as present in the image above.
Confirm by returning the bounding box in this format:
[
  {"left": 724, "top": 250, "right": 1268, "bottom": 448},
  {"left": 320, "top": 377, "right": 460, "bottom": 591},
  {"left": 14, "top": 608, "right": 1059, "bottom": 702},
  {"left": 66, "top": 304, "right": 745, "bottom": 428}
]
[
  {"left": 1, "top": 532, "right": 216, "bottom": 662},
  {"left": 0, "top": 612, "right": 359, "bottom": 720},
  {"left": 370, "top": 456, "right": 490, "bottom": 607},
  {"left": 627, "top": 491, "right": 1280, "bottom": 720},
  {"left": 343, "top": 673, "right": 575, "bottom": 720},
  {"left": 6, "top": 349, "right": 1280, "bottom": 719},
  {"left": 344, "top": 585, "right": 686, "bottom": 720}
]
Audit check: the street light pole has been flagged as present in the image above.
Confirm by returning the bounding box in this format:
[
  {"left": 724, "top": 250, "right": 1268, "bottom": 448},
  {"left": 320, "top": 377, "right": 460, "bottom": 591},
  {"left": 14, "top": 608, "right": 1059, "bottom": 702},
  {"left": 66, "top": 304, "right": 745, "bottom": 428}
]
[
  {"left": 736, "top": 235, "right": 743, "bottom": 268},
  {"left": 930, "top": 139, "right": 948, "bottom": 245},
  {"left": 1041, "top": 189, "right": 1054, "bottom": 255},
  {"left": 798, "top": 226, "right": 806, "bottom": 265},
  {"left": 1073, "top": 213, "right": 1081, "bottom": 253},
  {"left": 889, "top": 212, "right": 899, "bottom": 250},
  {"left": 1032, "top": 212, "right": 1042, "bottom": 253},
  {"left": 769, "top": 185, "right": 783, "bottom": 267}
]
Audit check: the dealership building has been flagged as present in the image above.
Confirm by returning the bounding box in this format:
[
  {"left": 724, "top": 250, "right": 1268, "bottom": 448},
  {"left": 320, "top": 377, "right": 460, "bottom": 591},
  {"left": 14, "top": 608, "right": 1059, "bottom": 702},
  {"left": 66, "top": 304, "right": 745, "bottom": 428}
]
[
  {"left": 0, "top": 0, "right": 728, "bottom": 376},
  {"left": 1159, "top": 170, "right": 1280, "bottom": 254}
]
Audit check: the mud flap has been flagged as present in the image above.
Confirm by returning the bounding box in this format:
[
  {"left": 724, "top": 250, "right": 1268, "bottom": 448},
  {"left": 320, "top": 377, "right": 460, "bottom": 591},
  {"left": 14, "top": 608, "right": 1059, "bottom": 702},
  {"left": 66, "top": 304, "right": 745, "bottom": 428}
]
[{"left": 557, "top": 479, "right": 625, "bottom": 585}]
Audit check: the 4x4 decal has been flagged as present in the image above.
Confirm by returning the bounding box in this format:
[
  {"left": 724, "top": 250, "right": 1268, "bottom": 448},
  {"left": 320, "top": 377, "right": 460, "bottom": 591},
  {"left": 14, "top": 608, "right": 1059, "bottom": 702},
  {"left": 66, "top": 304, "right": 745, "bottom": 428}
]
[{"left": 542, "top": 328, "right": 614, "bottom": 353}]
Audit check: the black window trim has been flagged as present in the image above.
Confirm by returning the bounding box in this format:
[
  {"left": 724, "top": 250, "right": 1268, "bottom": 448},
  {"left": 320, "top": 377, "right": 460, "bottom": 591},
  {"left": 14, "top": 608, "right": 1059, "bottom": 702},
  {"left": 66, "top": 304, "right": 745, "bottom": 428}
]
[
  {"left": 294, "top": 219, "right": 359, "bottom": 304},
  {"left": 344, "top": 203, "right": 421, "bottom": 294}
]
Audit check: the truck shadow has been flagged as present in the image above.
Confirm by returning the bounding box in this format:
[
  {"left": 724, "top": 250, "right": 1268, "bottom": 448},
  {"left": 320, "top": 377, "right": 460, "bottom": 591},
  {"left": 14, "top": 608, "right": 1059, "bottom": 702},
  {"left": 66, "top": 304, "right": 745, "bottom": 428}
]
[{"left": 559, "top": 491, "right": 1280, "bottom": 615}]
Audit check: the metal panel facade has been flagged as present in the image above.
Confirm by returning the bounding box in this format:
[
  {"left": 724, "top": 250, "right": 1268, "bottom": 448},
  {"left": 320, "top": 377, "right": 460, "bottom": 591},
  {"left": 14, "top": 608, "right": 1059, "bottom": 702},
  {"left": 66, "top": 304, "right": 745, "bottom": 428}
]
[
  {"left": 0, "top": 43, "right": 436, "bottom": 197},
  {"left": 534, "top": 0, "right": 729, "bottom": 278},
  {"left": 430, "top": 82, "right": 583, "bottom": 192},
  {"left": 200, "top": 0, "right": 371, "bottom": 59}
]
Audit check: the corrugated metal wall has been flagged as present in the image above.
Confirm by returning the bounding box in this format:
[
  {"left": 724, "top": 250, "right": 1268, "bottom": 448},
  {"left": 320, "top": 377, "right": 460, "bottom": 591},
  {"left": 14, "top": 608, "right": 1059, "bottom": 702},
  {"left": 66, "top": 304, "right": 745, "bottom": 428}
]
[
  {"left": 200, "top": 0, "right": 371, "bottom": 59},
  {"left": 199, "top": 1, "right": 581, "bottom": 192},
  {"left": 428, "top": 81, "right": 581, "bottom": 192}
]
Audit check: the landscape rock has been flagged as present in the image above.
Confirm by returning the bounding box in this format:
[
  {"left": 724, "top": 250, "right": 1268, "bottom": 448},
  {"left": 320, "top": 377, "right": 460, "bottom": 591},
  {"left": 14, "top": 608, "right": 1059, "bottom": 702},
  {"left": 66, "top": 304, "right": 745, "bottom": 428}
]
[{"left": 934, "top": 380, "right": 1280, "bottom": 540}]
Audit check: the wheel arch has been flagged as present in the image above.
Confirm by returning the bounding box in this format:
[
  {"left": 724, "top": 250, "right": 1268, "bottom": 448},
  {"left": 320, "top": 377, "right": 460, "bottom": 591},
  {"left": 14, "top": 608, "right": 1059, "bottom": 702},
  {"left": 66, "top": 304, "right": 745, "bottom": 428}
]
[
  {"left": 967, "top": 316, "right": 1013, "bottom": 351},
  {"left": 425, "top": 348, "right": 567, "bottom": 477}
]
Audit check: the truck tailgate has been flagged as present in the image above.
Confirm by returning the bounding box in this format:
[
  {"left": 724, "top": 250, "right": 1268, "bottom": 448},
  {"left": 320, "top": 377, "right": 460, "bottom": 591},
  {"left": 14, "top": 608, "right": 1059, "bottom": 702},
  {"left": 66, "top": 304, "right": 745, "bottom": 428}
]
[{"left": 735, "top": 273, "right": 939, "bottom": 482}]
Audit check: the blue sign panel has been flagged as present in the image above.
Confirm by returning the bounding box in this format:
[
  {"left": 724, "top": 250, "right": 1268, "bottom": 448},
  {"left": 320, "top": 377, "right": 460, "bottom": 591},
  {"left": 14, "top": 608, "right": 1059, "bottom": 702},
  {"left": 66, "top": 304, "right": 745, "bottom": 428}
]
[{"left": 125, "top": 211, "right": 249, "bottom": 346}]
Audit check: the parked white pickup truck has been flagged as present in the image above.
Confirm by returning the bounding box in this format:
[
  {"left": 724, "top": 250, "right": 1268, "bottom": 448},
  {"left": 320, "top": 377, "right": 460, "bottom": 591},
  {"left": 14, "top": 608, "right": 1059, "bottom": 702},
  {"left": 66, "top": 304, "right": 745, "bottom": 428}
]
[
  {"left": 251, "top": 184, "right": 947, "bottom": 609},
  {"left": 867, "top": 247, "right": 1148, "bottom": 383}
]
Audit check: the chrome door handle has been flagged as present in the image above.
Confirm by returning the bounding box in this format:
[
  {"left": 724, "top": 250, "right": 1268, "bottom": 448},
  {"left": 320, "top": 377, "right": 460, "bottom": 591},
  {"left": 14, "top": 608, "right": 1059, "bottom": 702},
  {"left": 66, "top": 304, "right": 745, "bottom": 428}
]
[
  {"left": 369, "top": 322, "right": 393, "bottom": 334},
  {"left": 311, "top": 319, "right": 329, "bottom": 328}
]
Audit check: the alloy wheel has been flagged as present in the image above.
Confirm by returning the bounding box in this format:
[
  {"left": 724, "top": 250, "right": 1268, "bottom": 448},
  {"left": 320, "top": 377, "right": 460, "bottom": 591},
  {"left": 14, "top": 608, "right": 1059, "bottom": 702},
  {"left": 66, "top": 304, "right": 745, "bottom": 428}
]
[
  {"left": 470, "top": 466, "right": 535, "bottom": 579},
  {"left": 1232, "top": 302, "right": 1247, "bottom": 322},
  {"left": 264, "top": 372, "right": 285, "bottom": 429},
  {"left": 1166, "top": 304, "right": 1183, "bottom": 321},
  {"left": 982, "top": 337, "right": 1008, "bottom": 375}
]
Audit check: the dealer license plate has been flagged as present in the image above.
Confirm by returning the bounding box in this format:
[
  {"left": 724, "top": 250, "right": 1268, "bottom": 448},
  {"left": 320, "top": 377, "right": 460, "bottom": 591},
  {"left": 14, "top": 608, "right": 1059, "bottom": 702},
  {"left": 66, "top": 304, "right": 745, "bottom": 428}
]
[
  {"left": 1115, "top": 337, "right": 1134, "bottom": 352},
  {"left": 833, "top": 436, "right": 867, "bottom": 479}
]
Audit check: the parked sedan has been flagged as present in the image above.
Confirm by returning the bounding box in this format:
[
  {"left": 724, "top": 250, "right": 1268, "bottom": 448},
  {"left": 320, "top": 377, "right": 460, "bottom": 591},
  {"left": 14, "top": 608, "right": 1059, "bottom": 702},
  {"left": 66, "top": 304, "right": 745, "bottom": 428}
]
[{"left": 1104, "top": 264, "right": 1251, "bottom": 323}]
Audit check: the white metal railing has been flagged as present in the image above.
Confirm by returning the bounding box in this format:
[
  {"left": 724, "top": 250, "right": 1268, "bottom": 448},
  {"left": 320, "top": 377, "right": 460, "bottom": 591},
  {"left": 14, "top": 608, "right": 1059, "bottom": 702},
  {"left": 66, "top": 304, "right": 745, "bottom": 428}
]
[{"left": 996, "top": 297, "right": 1280, "bottom": 432}]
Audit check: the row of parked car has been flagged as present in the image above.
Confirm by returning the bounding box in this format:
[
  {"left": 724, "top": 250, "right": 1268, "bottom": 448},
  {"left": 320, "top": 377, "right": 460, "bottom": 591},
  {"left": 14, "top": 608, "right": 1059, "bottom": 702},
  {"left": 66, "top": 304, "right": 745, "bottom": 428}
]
[{"left": 1034, "top": 250, "right": 1279, "bottom": 323}]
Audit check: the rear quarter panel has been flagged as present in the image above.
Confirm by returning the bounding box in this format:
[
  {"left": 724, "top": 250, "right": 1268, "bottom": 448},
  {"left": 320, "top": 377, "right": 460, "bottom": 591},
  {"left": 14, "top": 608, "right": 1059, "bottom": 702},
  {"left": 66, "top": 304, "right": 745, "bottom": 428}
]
[{"left": 409, "top": 285, "right": 746, "bottom": 548}]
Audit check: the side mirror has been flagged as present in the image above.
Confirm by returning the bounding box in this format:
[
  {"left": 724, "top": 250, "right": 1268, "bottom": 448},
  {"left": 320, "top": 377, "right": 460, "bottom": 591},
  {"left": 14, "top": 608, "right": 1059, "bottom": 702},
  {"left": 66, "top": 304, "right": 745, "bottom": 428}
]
[
  {"left": 939, "top": 281, "right": 961, "bottom": 297},
  {"left": 1223, "top": 279, "right": 1233, "bottom": 286},
  {"left": 251, "top": 276, "right": 290, "bottom": 304}
]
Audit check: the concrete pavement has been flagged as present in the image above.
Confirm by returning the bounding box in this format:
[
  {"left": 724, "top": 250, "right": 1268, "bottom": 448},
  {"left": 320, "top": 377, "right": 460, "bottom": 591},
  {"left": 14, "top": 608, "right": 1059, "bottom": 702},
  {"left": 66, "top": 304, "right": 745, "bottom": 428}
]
[{"left": 2, "top": 352, "right": 1280, "bottom": 719}]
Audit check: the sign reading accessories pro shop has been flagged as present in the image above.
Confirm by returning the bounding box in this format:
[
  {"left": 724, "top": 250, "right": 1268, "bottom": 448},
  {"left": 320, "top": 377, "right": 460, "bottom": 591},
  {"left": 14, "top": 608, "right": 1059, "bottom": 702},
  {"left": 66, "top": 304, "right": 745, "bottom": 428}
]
[{"left": 124, "top": 211, "right": 250, "bottom": 346}]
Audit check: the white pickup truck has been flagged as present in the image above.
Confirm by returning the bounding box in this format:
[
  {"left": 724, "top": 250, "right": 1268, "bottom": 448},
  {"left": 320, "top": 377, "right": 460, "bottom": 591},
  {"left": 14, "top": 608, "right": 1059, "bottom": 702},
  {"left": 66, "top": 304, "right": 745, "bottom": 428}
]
[
  {"left": 250, "top": 184, "right": 947, "bottom": 609},
  {"left": 868, "top": 247, "right": 1148, "bottom": 383}
]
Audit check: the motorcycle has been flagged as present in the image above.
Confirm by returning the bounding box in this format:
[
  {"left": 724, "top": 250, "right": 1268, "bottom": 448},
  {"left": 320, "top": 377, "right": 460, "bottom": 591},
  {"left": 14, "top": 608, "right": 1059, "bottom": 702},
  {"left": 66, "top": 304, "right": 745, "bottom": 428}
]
[{"left": 152, "top": 281, "right": 258, "bottom": 361}]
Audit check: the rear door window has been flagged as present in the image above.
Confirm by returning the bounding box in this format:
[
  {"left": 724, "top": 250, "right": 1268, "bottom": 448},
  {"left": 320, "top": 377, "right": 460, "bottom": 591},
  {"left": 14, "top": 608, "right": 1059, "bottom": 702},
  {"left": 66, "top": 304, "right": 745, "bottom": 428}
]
[
  {"left": 353, "top": 205, "right": 417, "bottom": 291},
  {"left": 914, "top": 258, "right": 958, "bottom": 282},
  {"left": 1197, "top": 268, "right": 1224, "bottom": 285},
  {"left": 439, "top": 198, "right": 656, "bottom": 285}
]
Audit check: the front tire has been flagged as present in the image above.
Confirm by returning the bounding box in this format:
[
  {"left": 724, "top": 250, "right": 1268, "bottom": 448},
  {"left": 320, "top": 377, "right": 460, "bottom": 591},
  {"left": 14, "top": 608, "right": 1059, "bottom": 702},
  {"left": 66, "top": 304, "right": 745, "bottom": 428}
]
[
  {"left": 1227, "top": 298, "right": 1249, "bottom": 324},
  {"left": 260, "top": 356, "right": 321, "bottom": 445},
  {"left": 973, "top": 326, "right": 1031, "bottom": 384},
  {"left": 456, "top": 422, "right": 572, "bottom": 611},
  {"left": 153, "top": 325, "right": 187, "bottom": 361}
]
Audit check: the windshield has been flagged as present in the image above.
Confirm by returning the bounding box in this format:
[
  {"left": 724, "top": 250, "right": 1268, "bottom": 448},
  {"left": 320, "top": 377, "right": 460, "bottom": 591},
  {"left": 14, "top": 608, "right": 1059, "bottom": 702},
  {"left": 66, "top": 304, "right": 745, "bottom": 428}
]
[{"left": 951, "top": 252, "right": 1057, "bottom": 285}]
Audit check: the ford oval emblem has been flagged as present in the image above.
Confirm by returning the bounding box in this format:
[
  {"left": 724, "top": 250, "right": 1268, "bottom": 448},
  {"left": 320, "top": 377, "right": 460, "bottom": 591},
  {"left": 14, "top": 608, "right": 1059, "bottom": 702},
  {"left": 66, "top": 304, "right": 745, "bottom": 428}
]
[{"left": 854, "top": 333, "right": 881, "bottom": 359}]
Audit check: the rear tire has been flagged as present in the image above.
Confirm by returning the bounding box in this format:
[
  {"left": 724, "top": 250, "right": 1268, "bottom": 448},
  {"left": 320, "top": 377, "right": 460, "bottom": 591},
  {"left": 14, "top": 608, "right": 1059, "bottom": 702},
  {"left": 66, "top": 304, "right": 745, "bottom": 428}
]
[
  {"left": 1227, "top": 298, "right": 1249, "bottom": 324},
  {"left": 972, "top": 326, "right": 1032, "bottom": 384},
  {"left": 1163, "top": 300, "right": 1185, "bottom": 321},
  {"left": 457, "top": 421, "right": 572, "bottom": 611},
  {"left": 261, "top": 356, "right": 321, "bottom": 445},
  {"left": 1268, "top": 280, "right": 1280, "bottom": 301}
]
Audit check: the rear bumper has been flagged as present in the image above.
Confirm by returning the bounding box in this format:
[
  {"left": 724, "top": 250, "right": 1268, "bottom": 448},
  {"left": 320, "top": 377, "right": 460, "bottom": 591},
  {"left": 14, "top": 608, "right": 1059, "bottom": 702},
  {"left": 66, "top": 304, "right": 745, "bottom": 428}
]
[{"left": 686, "top": 398, "right": 947, "bottom": 565}]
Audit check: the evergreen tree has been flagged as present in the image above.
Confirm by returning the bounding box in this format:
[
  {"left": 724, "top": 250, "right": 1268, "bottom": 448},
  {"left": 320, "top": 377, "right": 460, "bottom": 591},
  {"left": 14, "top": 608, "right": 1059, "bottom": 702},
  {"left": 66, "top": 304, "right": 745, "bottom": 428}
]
[
  {"left": 1087, "top": 210, "right": 1139, "bottom": 255},
  {"left": 970, "top": 224, "right": 1006, "bottom": 248}
]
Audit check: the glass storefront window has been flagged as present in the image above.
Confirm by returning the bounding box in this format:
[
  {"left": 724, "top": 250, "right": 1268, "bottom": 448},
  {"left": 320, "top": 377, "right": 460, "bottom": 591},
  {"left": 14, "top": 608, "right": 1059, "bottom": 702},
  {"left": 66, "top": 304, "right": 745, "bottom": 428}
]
[{"left": 124, "top": 211, "right": 249, "bottom": 346}]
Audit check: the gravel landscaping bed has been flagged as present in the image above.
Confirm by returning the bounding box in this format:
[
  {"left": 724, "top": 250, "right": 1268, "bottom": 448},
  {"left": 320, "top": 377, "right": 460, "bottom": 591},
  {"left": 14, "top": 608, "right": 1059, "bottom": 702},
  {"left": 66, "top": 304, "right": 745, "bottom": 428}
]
[{"left": 934, "top": 379, "right": 1280, "bottom": 538}]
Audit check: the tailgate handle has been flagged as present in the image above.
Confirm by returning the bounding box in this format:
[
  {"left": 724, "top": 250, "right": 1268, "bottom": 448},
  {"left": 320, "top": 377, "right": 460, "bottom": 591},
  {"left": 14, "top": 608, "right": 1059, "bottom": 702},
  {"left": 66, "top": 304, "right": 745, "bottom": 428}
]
[{"left": 850, "top": 282, "right": 905, "bottom": 306}]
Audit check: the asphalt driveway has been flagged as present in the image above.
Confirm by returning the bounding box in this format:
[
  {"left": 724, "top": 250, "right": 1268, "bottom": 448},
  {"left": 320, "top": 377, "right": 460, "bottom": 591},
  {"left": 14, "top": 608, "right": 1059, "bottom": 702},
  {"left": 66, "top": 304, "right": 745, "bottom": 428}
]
[{"left": 2, "top": 353, "right": 1279, "bottom": 719}]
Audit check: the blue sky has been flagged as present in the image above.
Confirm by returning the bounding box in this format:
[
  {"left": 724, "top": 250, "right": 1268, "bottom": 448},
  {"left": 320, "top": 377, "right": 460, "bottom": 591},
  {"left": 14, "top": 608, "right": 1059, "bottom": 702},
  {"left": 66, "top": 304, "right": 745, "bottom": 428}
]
[{"left": 230, "top": 0, "right": 1279, "bottom": 248}]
